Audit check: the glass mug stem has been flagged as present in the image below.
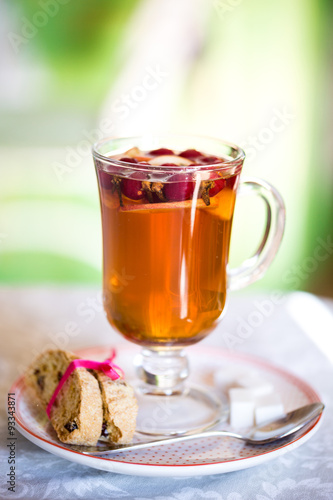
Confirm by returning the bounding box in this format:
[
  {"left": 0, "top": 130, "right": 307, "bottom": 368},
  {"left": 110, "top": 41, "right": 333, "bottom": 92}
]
[
  {"left": 136, "top": 177, "right": 285, "bottom": 393},
  {"left": 135, "top": 348, "right": 189, "bottom": 396}
]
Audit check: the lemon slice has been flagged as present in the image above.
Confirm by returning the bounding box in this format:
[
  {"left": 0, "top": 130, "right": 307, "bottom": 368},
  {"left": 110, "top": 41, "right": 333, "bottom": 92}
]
[
  {"left": 120, "top": 197, "right": 218, "bottom": 213},
  {"left": 148, "top": 155, "right": 193, "bottom": 166}
]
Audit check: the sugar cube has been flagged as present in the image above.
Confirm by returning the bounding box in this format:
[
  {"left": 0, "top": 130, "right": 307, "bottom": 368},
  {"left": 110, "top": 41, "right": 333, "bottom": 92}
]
[
  {"left": 214, "top": 367, "right": 256, "bottom": 391},
  {"left": 236, "top": 374, "right": 274, "bottom": 398},
  {"left": 255, "top": 393, "right": 285, "bottom": 425},
  {"left": 229, "top": 388, "right": 255, "bottom": 428}
]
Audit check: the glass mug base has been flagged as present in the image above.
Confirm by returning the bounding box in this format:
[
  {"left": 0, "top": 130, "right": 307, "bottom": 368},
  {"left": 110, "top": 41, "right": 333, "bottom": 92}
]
[
  {"left": 133, "top": 347, "right": 226, "bottom": 436},
  {"left": 134, "top": 386, "right": 226, "bottom": 437}
]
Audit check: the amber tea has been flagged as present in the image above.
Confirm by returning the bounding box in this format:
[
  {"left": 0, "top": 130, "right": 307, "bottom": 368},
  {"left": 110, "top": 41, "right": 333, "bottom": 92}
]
[{"left": 97, "top": 147, "right": 240, "bottom": 347}]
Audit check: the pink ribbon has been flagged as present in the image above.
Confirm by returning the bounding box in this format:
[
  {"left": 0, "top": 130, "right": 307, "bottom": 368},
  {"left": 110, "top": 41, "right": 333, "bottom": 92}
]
[{"left": 46, "top": 350, "right": 123, "bottom": 418}]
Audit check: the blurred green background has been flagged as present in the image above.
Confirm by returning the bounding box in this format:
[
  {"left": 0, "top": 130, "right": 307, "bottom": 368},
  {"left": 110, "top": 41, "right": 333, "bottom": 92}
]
[{"left": 0, "top": 0, "right": 332, "bottom": 295}]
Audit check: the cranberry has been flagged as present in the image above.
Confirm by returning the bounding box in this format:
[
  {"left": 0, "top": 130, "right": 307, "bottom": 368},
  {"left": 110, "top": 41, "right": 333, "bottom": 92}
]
[
  {"left": 119, "top": 157, "right": 138, "bottom": 163},
  {"left": 199, "top": 156, "right": 222, "bottom": 164},
  {"left": 122, "top": 172, "right": 145, "bottom": 200},
  {"left": 164, "top": 174, "right": 195, "bottom": 201},
  {"left": 209, "top": 178, "right": 226, "bottom": 196},
  {"left": 97, "top": 170, "right": 113, "bottom": 190},
  {"left": 226, "top": 175, "right": 238, "bottom": 189},
  {"left": 160, "top": 163, "right": 177, "bottom": 166},
  {"left": 179, "top": 149, "right": 203, "bottom": 160},
  {"left": 149, "top": 148, "right": 174, "bottom": 156}
]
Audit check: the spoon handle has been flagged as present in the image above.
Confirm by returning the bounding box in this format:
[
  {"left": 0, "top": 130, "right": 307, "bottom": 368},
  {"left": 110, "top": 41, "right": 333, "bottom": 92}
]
[{"left": 76, "top": 430, "right": 243, "bottom": 455}]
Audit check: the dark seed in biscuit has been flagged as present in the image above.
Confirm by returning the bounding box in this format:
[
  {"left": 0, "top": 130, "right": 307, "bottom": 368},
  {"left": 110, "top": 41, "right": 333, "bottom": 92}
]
[
  {"left": 64, "top": 421, "right": 78, "bottom": 433},
  {"left": 101, "top": 422, "right": 109, "bottom": 437},
  {"left": 37, "top": 375, "right": 45, "bottom": 391}
]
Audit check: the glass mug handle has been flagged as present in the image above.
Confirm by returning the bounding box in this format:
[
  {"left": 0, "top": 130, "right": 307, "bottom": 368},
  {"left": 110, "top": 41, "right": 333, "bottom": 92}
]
[{"left": 228, "top": 176, "right": 286, "bottom": 291}]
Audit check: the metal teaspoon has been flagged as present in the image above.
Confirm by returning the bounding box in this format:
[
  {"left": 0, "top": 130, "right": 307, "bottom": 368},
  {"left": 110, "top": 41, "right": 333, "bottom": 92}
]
[{"left": 64, "top": 402, "right": 324, "bottom": 455}]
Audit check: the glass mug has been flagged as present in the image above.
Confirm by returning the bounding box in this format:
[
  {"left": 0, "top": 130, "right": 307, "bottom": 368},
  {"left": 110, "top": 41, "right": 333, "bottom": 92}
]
[{"left": 93, "top": 135, "right": 285, "bottom": 435}]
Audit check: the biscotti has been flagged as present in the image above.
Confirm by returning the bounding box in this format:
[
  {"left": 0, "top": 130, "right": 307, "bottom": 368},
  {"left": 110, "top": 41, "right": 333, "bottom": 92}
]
[
  {"left": 25, "top": 349, "right": 103, "bottom": 446},
  {"left": 25, "top": 348, "right": 138, "bottom": 446},
  {"left": 96, "top": 372, "right": 138, "bottom": 444}
]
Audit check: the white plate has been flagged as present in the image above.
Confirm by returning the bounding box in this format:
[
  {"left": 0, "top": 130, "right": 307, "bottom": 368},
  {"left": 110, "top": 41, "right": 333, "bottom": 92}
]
[{"left": 11, "top": 345, "right": 323, "bottom": 477}]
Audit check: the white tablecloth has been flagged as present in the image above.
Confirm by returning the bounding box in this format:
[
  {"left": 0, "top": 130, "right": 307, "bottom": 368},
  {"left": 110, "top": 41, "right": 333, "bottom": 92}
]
[{"left": 0, "top": 288, "right": 332, "bottom": 499}]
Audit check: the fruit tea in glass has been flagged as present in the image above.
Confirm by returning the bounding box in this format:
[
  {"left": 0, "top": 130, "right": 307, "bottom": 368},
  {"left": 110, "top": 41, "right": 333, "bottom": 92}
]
[{"left": 93, "top": 135, "right": 285, "bottom": 435}]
